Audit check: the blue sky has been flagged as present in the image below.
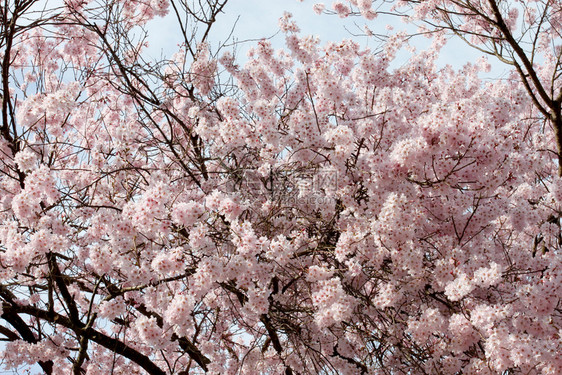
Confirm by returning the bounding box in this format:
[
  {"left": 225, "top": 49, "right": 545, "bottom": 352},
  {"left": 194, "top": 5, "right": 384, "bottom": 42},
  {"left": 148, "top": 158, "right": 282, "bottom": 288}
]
[{"left": 145, "top": 0, "right": 509, "bottom": 78}]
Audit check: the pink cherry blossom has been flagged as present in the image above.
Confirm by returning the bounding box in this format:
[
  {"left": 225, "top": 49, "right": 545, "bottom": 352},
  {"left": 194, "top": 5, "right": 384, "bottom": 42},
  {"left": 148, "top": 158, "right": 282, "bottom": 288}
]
[{"left": 1, "top": 0, "right": 561, "bottom": 374}]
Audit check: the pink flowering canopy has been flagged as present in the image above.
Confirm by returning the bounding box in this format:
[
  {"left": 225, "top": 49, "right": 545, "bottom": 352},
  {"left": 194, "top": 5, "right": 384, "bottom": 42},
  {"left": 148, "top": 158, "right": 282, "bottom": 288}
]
[{"left": 0, "top": 0, "right": 561, "bottom": 374}]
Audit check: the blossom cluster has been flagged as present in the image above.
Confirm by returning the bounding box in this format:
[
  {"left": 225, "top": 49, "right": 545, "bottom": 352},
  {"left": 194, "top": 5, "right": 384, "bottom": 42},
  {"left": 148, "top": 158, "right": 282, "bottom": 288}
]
[{"left": 0, "top": 1, "right": 561, "bottom": 374}]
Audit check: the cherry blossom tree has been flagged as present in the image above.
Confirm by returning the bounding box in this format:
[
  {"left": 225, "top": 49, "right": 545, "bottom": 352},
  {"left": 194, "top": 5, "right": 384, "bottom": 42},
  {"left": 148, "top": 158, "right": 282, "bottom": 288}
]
[
  {"left": 319, "top": 0, "right": 562, "bottom": 175},
  {"left": 0, "top": 0, "right": 561, "bottom": 374}
]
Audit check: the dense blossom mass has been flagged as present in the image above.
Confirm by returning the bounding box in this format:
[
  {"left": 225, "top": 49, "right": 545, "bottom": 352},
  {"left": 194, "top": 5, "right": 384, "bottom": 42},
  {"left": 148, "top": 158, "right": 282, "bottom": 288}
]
[{"left": 0, "top": 0, "right": 561, "bottom": 374}]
